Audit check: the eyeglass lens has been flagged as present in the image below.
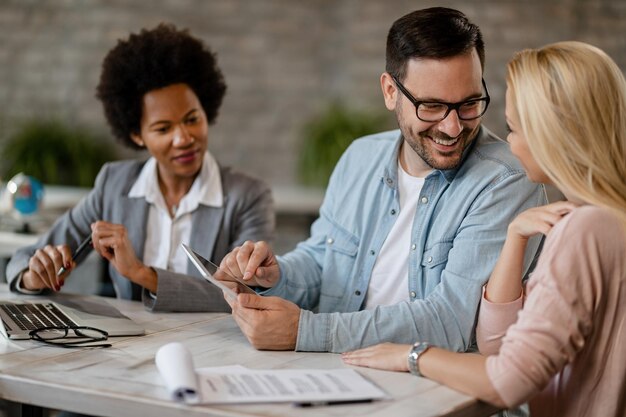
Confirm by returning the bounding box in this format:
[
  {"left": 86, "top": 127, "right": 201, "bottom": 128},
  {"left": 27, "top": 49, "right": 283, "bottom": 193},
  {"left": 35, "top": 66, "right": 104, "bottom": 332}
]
[
  {"left": 392, "top": 75, "right": 489, "bottom": 122},
  {"left": 417, "top": 100, "right": 488, "bottom": 122},
  {"left": 30, "top": 326, "right": 110, "bottom": 348},
  {"left": 35, "top": 327, "right": 106, "bottom": 341}
]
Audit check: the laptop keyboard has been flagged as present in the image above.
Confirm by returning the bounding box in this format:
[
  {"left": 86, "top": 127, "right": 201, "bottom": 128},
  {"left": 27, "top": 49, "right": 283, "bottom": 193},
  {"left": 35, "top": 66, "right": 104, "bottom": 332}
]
[{"left": 0, "top": 303, "right": 77, "bottom": 331}]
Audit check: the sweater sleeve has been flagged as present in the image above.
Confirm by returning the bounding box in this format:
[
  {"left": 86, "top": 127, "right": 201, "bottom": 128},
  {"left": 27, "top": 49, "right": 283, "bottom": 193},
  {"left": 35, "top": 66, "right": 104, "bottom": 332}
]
[
  {"left": 485, "top": 207, "right": 618, "bottom": 407},
  {"left": 476, "top": 285, "right": 524, "bottom": 356}
]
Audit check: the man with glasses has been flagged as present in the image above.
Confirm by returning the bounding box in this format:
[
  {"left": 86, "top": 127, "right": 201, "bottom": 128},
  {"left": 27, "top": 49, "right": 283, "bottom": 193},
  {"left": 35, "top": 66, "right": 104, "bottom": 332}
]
[{"left": 218, "top": 7, "right": 545, "bottom": 352}]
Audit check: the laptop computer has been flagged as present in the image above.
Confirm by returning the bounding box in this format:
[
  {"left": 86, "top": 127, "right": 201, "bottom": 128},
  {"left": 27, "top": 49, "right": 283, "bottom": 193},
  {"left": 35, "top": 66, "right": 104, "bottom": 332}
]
[
  {"left": 182, "top": 243, "right": 256, "bottom": 298},
  {"left": 0, "top": 296, "right": 145, "bottom": 340}
]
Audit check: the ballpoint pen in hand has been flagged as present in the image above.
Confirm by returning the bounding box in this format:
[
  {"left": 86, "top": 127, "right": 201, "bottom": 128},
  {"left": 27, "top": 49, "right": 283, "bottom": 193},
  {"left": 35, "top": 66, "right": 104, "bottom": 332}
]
[{"left": 57, "top": 235, "right": 93, "bottom": 276}]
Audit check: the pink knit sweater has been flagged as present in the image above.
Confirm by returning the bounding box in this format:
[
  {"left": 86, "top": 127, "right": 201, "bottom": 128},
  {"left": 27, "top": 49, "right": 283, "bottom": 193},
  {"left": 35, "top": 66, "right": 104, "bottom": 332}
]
[{"left": 476, "top": 205, "right": 626, "bottom": 417}]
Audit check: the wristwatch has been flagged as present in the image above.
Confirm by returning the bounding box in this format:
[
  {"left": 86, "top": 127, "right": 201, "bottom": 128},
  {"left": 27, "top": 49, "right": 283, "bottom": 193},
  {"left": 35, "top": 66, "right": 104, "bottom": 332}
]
[{"left": 407, "top": 342, "right": 431, "bottom": 377}]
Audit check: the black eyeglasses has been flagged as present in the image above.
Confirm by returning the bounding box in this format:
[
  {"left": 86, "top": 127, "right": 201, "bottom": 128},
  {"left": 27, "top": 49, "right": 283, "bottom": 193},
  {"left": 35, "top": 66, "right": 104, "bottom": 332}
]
[
  {"left": 29, "top": 326, "right": 111, "bottom": 349},
  {"left": 392, "top": 75, "right": 490, "bottom": 122}
]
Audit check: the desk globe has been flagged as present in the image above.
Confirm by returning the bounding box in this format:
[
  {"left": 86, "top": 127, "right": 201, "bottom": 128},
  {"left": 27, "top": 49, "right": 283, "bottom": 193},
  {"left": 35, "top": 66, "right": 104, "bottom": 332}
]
[{"left": 6, "top": 173, "right": 44, "bottom": 233}]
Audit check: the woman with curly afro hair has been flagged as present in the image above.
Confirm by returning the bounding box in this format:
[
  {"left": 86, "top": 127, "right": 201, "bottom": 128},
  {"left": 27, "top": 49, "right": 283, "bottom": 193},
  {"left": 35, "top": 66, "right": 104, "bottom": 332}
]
[{"left": 7, "top": 24, "right": 275, "bottom": 313}]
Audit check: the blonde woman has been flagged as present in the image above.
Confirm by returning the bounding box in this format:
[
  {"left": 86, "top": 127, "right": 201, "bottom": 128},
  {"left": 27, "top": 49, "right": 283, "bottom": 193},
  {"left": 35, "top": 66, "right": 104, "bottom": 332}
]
[{"left": 342, "top": 41, "right": 626, "bottom": 417}]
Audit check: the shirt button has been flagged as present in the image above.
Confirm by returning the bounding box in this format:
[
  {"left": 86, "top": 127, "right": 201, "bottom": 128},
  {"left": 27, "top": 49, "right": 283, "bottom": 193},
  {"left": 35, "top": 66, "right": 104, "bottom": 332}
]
[
  {"left": 410, "top": 291, "right": 416, "bottom": 298},
  {"left": 354, "top": 290, "right": 361, "bottom": 296},
  {"left": 370, "top": 250, "right": 375, "bottom": 256},
  {"left": 421, "top": 197, "right": 428, "bottom": 204},
  {"left": 427, "top": 256, "right": 433, "bottom": 263},
  {"left": 411, "top": 244, "right": 416, "bottom": 250},
  {"left": 386, "top": 178, "right": 393, "bottom": 185},
  {"left": 327, "top": 238, "right": 334, "bottom": 245},
  {"left": 390, "top": 209, "right": 396, "bottom": 215}
]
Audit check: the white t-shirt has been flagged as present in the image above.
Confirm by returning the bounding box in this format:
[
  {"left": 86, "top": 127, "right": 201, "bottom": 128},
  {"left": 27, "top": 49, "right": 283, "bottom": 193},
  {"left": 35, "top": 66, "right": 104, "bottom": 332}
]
[{"left": 364, "top": 163, "right": 425, "bottom": 309}]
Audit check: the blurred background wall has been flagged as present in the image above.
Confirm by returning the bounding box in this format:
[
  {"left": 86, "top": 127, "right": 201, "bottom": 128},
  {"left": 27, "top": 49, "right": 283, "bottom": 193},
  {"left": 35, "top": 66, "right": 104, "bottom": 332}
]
[{"left": 1, "top": 0, "right": 624, "bottom": 187}]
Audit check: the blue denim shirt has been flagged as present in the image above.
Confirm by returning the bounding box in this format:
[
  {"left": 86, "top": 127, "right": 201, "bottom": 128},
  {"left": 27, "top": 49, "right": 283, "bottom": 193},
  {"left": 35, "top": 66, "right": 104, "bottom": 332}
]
[{"left": 266, "top": 127, "right": 545, "bottom": 353}]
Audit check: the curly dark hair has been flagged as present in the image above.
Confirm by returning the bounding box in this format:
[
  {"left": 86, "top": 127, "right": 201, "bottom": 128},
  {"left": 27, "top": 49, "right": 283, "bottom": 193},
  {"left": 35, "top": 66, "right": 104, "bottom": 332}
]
[{"left": 96, "top": 23, "right": 227, "bottom": 149}]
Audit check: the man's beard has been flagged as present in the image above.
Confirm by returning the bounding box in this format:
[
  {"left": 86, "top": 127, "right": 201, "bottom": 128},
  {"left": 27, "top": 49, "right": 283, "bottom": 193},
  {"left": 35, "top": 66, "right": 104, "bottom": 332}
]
[{"left": 397, "top": 116, "right": 479, "bottom": 171}]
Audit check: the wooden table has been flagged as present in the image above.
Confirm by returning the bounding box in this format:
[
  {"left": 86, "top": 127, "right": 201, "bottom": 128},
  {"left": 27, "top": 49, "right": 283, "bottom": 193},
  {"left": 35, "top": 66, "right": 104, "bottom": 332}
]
[{"left": 0, "top": 285, "right": 498, "bottom": 417}]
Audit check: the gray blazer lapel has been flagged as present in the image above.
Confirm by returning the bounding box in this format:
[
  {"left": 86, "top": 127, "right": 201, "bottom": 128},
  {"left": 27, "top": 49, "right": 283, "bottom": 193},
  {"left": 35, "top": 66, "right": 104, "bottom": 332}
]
[
  {"left": 113, "top": 196, "right": 150, "bottom": 300},
  {"left": 188, "top": 205, "right": 225, "bottom": 274}
]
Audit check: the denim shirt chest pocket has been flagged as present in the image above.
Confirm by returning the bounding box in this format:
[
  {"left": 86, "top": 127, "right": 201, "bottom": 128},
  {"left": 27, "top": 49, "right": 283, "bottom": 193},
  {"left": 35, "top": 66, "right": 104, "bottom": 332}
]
[
  {"left": 420, "top": 240, "right": 453, "bottom": 294},
  {"left": 320, "top": 225, "right": 360, "bottom": 300}
]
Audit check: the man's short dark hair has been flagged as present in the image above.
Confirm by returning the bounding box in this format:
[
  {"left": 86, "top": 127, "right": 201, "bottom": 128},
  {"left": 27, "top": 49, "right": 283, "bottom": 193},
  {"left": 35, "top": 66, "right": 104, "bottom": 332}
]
[
  {"left": 386, "top": 7, "right": 485, "bottom": 81},
  {"left": 96, "top": 23, "right": 226, "bottom": 149}
]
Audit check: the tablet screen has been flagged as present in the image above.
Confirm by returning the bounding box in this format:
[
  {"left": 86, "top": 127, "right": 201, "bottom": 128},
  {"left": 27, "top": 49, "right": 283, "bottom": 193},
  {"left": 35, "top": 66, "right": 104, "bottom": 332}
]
[{"left": 182, "top": 244, "right": 257, "bottom": 298}]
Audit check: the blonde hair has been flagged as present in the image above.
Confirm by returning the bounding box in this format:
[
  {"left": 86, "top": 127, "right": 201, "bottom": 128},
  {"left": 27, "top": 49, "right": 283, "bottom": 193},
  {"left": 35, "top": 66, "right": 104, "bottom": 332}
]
[{"left": 507, "top": 41, "right": 626, "bottom": 221}]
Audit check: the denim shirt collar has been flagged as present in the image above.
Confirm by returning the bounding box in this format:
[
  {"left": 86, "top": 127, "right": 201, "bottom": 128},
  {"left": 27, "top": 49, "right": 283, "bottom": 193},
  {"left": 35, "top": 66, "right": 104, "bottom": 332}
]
[{"left": 382, "top": 127, "right": 484, "bottom": 188}]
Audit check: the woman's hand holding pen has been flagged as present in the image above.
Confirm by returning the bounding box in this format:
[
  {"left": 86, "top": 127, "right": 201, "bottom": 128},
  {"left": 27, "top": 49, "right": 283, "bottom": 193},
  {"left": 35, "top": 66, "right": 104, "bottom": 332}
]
[
  {"left": 22, "top": 244, "right": 74, "bottom": 291},
  {"left": 90, "top": 221, "right": 157, "bottom": 292}
]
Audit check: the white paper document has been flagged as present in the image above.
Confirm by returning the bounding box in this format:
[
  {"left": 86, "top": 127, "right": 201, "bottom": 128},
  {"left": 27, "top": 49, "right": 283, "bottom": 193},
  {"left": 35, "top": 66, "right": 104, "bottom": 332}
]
[{"left": 155, "top": 342, "right": 388, "bottom": 405}]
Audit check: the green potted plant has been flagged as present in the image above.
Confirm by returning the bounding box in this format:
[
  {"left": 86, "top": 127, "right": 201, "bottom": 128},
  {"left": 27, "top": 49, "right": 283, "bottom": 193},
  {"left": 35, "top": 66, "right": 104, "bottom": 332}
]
[
  {"left": 298, "top": 102, "right": 393, "bottom": 187},
  {"left": 0, "top": 119, "right": 117, "bottom": 187}
]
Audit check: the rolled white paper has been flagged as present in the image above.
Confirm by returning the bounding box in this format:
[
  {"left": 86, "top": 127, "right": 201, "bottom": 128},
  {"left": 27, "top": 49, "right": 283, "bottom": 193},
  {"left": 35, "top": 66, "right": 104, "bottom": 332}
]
[{"left": 155, "top": 342, "right": 200, "bottom": 404}]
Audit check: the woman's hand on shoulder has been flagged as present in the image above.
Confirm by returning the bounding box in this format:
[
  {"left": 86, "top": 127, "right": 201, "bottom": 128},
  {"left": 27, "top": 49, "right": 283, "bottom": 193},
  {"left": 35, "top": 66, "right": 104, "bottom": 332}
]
[{"left": 508, "top": 201, "right": 578, "bottom": 240}]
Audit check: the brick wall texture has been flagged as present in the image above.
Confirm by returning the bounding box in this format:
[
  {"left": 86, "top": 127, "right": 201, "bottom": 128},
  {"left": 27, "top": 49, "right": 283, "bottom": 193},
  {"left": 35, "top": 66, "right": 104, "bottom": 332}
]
[{"left": 1, "top": 0, "right": 624, "bottom": 186}]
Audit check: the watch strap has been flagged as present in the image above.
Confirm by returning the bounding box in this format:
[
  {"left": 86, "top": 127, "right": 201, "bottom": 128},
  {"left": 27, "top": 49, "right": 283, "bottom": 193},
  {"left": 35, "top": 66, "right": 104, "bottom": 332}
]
[{"left": 408, "top": 342, "right": 431, "bottom": 376}]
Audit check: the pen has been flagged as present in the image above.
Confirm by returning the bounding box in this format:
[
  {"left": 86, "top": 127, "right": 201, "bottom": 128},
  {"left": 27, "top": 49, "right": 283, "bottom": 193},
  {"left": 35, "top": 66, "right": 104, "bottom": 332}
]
[
  {"left": 57, "top": 235, "right": 93, "bottom": 276},
  {"left": 294, "top": 398, "right": 375, "bottom": 407}
]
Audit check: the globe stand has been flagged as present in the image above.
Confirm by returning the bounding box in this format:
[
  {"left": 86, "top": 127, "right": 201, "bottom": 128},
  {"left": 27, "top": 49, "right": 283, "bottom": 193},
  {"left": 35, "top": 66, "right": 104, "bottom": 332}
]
[{"left": 15, "top": 221, "right": 33, "bottom": 234}]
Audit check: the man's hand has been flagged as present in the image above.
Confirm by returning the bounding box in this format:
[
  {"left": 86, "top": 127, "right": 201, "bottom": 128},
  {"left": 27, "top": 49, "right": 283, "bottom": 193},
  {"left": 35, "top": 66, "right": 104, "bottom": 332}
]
[
  {"left": 220, "top": 241, "right": 280, "bottom": 288},
  {"left": 226, "top": 293, "right": 300, "bottom": 350}
]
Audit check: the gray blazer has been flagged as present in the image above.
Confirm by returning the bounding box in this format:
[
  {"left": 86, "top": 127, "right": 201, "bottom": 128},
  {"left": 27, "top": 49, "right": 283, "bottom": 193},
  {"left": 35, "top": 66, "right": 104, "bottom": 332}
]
[{"left": 6, "top": 159, "right": 275, "bottom": 312}]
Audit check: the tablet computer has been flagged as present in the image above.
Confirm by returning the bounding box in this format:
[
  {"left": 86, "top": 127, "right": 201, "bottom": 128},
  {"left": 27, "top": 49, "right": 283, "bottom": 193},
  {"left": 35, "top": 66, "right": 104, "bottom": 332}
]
[{"left": 182, "top": 243, "right": 256, "bottom": 298}]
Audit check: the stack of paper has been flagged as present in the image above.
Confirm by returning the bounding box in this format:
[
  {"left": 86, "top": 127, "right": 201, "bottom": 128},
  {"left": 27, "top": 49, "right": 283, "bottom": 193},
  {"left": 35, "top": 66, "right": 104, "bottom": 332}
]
[{"left": 155, "top": 342, "right": 388, "bottom": 405}]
